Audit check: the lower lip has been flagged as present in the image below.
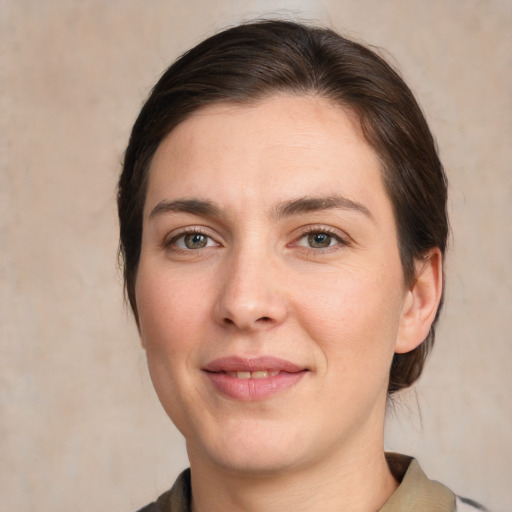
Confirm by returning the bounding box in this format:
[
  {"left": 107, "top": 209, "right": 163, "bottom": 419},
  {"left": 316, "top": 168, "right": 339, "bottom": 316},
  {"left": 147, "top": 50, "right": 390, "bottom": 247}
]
[{"left": 204, "top": 371, "right": 307, "bottom": 401}]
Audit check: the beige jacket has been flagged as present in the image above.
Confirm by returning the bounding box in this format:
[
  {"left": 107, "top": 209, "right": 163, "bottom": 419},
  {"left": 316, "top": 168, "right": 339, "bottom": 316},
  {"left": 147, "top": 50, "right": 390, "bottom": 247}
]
[{"left": 136, "top": 453, "right": 488, "bottom": 512}]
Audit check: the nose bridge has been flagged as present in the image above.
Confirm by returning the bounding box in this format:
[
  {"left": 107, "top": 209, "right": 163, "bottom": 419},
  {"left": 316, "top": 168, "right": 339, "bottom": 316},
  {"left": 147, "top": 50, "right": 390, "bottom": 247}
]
[{"left": 214, "top": 237, "right": 287, "bottom": 330}]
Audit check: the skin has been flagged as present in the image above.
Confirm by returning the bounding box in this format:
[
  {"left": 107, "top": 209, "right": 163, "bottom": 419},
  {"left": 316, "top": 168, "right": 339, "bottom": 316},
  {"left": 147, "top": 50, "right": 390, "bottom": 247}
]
[{"left": 135, "top": 95, "right": 442, "bottom": 512}]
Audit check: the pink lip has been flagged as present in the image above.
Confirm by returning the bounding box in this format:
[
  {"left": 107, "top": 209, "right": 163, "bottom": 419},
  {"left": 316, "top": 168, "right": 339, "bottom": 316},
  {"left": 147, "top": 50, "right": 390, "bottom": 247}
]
[{"left": 203, "top": 356, "right": 308, "bottom": 401}]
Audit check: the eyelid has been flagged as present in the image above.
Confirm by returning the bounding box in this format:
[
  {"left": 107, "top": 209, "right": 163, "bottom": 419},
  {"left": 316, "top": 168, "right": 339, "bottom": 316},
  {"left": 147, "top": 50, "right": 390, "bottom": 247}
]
[
  {"left": 289, "top": 224, "right": 351, "bottom": 249},
  {"left": 163, "top": 226, "right": 221, "bottom": 250}
]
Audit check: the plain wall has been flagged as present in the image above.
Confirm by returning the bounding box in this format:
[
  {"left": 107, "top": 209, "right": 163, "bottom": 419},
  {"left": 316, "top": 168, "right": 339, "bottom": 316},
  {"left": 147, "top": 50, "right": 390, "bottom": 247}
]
[{"left": 1, "top": 0, "right": 511, "bottom": 510}]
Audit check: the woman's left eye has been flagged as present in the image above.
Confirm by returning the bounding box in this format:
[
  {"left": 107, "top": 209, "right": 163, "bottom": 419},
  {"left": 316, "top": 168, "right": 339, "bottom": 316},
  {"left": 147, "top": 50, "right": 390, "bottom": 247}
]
[{"left": 295, "top": 231, "right": 344, "bottom": 249}]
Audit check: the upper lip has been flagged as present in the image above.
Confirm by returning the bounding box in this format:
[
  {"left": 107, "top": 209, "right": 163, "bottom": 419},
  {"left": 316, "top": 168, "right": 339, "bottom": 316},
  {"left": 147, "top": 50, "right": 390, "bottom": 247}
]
[{"left": 203, "top": 356, "right": 306, "bottom": 373}]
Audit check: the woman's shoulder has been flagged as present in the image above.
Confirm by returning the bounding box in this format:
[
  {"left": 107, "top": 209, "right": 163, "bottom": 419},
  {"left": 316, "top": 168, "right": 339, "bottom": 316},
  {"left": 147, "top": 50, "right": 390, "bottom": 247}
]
[
  {"left": 135, "top": 469, "right": 191, "bottom": 512},
  {"left": 384, "top": 453, "right": 490, "bottom": 512}
]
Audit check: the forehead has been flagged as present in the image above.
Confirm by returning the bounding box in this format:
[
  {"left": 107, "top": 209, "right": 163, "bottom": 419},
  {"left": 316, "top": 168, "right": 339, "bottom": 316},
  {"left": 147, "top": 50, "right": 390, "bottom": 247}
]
[{"left": 145, "top": 95, "right": 388, "bottom": 219}]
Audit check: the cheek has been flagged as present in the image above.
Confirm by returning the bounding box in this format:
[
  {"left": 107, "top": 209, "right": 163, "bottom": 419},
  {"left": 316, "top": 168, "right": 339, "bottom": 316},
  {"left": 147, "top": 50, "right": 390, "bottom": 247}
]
[
  {"left": 293, "top": 266, "right": 404, "bottom": 365},
  {"left": 135, "top": 267, "right": 210, "bottom": 355},
  {"left": 135, "top": 267, "right": 210, "bottom": 431}
]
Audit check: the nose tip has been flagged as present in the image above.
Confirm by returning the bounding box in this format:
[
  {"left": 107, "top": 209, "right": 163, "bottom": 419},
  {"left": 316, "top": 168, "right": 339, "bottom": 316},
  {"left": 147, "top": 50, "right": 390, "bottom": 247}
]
[{"left": 214, "top": 260, "right": 287, "bottom": 331}]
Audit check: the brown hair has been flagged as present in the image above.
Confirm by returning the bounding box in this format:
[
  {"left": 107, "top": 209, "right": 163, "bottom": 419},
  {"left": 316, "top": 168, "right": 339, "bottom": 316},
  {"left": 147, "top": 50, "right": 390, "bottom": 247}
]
[{"left": 118, "top": 19, "right": 448, "bottom": 395}]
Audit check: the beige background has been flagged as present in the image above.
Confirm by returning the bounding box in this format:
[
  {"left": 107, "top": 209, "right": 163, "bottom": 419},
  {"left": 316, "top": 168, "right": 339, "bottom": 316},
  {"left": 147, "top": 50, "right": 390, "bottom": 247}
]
[{"left": 1, "top": 0, "right": 511, "bottom": 510}]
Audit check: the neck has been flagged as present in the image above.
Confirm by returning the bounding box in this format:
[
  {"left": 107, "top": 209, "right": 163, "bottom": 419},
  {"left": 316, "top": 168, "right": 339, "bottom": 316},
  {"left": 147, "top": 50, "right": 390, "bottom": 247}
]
[{"left": 189, "top": 439, "right": 398, "bottom": 512}]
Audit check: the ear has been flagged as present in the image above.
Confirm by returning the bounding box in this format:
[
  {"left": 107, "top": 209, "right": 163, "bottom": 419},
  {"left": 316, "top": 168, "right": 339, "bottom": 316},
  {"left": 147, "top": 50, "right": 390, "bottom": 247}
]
[{"left": 395, "top": 248, "right": 443, "bottom": 354}]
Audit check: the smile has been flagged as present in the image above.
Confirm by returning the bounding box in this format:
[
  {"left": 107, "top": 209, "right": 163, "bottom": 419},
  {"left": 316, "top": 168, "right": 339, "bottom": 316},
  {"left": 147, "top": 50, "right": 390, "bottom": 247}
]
[{"left": 203, "top": 356, "right": 308, "bottom": 400}]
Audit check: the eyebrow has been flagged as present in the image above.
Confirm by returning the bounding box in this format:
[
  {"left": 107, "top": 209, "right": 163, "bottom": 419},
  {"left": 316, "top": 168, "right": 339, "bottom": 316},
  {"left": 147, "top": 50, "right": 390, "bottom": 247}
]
[
  {"left": 272, "top": 195, "right": 373, "bottom": 221},
  {"left": 149, "top": 198, "right": 221, "bottom": 219},
  {"left": 148, "top": 195, "right": 373, "bottom": 221}
]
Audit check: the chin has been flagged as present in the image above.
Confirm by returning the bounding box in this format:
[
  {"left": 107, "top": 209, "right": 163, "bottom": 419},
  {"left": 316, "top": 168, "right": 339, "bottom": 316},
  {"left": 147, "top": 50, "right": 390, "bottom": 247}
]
[
  {"left": 190, "top": 421, "right": 314, "bottom": 476},
  {"left": 210, "top": 447, "right": 302, "bottom": 476}
]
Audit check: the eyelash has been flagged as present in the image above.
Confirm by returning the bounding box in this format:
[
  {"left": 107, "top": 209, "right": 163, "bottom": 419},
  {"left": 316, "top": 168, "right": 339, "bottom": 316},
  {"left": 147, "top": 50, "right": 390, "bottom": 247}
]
[
  {"left": 292, "top": 226, "right": 349, "bottom": 252},
  {"left": 163, "top": 227, "right": 219, "bottom": 252},
  {"left": 163, "top": 225, "right": 350, "bottom": 253}
]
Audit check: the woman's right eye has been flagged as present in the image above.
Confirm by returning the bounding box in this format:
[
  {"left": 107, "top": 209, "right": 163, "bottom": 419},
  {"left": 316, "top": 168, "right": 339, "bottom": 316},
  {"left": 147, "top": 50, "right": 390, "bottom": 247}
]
[{"left": 169, "top": 232, "right": 218, "bottom": 250}]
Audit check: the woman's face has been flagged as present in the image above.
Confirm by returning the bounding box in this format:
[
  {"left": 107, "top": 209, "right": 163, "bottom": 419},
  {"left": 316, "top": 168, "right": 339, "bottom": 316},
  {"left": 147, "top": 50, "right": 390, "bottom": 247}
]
[{"left": 136, "top": 95, "right": 413, "bottom": 474}]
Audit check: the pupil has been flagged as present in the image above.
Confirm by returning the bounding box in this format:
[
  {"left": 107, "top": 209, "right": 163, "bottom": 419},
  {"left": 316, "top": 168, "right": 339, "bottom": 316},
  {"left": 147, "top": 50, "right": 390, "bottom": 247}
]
[
  {"left": 185, "top": 234, "right": 207, "bottom": 249},
  {"left": 309, "top": 233, "right": 330, "bottom": 248}
]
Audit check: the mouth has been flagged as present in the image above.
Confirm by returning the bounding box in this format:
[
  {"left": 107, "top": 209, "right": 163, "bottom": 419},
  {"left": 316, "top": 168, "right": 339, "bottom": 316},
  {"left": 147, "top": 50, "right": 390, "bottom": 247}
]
[
  {"left": 224, "top": 370, "right": 281, "bottom": 379},
  {"left": 203, "top": 356, "right": 308, "bottom": 401}
]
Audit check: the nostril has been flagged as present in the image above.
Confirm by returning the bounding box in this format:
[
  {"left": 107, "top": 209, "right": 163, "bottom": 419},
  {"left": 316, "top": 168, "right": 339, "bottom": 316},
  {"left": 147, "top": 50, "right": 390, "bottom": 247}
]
[{"left": 258, "top": 316, "right": 271, "bottom": 322}]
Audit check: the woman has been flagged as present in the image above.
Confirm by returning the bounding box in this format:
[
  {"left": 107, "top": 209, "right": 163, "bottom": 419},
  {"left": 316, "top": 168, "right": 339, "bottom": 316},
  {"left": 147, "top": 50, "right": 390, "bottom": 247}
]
[{"left": 118, "top": 20, "right": 488, "bottom": 512}]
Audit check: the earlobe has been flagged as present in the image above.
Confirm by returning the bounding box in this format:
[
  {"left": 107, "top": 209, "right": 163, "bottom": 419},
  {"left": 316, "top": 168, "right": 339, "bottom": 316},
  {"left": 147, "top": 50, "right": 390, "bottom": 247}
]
[{"left": 395, "top": 248, "right": 443, "bottom": 354}]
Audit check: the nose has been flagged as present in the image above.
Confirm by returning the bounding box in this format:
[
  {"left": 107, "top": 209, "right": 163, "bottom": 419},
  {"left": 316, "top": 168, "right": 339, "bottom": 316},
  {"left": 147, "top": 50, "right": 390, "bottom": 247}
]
[{"left": 213, "top": 247, "right": 288, "bottom": 332}]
